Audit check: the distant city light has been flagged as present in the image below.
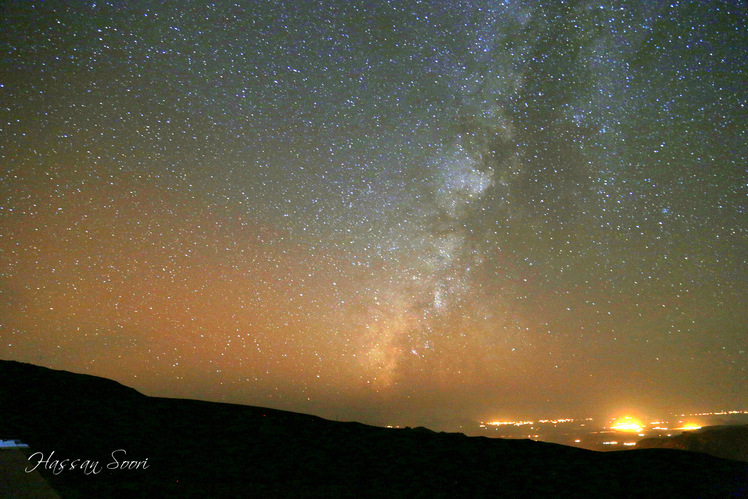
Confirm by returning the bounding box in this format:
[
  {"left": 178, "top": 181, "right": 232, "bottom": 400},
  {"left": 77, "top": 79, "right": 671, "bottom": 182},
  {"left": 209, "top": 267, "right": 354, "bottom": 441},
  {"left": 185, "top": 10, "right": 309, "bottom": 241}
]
[
  {"left": 675, "top": 423, "right": 702, "bottom": 430},
  {"left": 462, "top": 410, "right": 746, "bottom": 451},
  {"left": 484, "top": 420, "right": 534, "bottom": 427},
  {"left": 610, "top": 416, "right": 643, "bottom": 432}
]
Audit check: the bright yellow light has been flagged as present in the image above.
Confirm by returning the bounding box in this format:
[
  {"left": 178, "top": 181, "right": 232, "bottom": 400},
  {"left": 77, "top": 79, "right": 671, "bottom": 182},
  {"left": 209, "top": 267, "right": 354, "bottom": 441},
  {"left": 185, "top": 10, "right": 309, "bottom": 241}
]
[
  {"left": 676, "top": 423, "right": 702, "bottom": 431},
  {"left": 610, "top": 416, "right": 643, "bottom": 432}
]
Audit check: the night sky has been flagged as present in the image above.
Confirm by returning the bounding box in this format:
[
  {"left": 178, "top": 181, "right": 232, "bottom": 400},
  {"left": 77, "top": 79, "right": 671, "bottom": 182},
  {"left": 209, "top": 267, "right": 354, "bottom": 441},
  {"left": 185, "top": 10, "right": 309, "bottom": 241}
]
[{"left": 1, "top": 1, "right": 745, "bottom": 426}]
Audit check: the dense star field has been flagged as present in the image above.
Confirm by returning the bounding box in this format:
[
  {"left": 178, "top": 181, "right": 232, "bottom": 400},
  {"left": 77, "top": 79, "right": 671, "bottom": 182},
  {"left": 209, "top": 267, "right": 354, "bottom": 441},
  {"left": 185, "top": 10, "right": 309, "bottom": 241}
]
[{"left": 1, "top": 1, "right": 745, "bottom": 425}]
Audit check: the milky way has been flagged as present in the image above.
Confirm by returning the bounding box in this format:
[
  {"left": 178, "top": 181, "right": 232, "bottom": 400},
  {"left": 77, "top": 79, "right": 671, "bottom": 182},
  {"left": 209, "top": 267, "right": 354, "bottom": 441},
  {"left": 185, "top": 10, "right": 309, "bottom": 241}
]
[{"left": 1, "top": 0, "right": 745, "bottom": 424}]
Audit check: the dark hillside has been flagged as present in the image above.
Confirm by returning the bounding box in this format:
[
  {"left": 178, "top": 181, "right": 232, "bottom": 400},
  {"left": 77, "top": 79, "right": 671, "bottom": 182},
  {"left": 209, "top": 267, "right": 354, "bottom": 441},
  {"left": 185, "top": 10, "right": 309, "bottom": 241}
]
[
  {"left": 1, "top": 360, "right": 745, "bottom": 497},
  {"left": 637, "top": 424, "right": 748, "bottom": 462}
]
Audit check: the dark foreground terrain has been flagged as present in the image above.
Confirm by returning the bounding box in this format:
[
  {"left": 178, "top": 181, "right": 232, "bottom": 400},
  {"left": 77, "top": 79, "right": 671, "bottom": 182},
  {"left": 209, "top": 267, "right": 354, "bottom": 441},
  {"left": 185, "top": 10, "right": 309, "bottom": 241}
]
[
  {"left": 0, "top": 360, "right": 745, "bottom": 497},
  {"left": 636, "top": 424, "right": 748, "bottom": 463}
]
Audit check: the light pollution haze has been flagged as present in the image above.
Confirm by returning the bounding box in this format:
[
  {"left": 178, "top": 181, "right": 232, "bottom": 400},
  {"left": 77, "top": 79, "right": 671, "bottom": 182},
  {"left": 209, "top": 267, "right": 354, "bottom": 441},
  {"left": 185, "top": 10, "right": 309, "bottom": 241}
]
[{"left": 1, "top": 0, "right": 745, "bottom": 426}]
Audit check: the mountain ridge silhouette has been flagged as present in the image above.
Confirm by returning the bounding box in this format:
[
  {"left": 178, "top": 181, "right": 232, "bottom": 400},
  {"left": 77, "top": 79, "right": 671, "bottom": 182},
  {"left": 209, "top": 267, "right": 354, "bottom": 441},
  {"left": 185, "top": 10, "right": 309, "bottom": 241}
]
[{"left": 1, "top": 360, "right": 745, "bottom": 497}]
